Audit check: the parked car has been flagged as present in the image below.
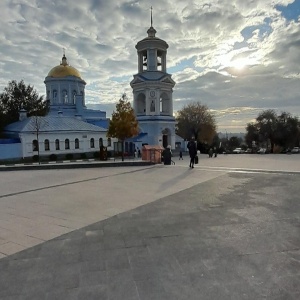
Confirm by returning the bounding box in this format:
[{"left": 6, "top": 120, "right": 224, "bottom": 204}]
[
  {"left": 233, "top": 148, "right": 245, "bottom": 154},
  {"left": 281, "top": 148, "right": 291, "bottom": 154},
  {"left": 245, "top": 148, "right": 252, "bottom": 153},
  {"left": 257, "top": 148, "right": 267, "bottom": 154},
  {"left": 291, "top": 147, "right": 300, "bottom": 153}
]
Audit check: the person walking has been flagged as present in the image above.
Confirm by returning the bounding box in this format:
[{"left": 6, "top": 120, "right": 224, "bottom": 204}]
[
  {"left": 214, "top": 147, "right": 218, "bottom": 158},
  {"left": 187, "top": 137, "right": 197, "bottom": 168},
  {"left": 179, "top": 150, "right": 183, "bottom": 160}
]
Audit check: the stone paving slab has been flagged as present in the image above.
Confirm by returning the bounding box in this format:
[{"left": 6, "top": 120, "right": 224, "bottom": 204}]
[
  {"left": 0, "top": 170, "right": 299, "bottom": 299},
  {"left": 0, "top": 164, "right": 227, "bottom": 256}
]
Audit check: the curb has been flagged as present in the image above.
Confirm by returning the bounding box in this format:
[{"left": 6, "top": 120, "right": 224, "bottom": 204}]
[{"left": 0, "top": 161, "right": 154, "bottom": 171}]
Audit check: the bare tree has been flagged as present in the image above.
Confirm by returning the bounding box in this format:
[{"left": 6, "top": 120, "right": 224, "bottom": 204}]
[{"left": 31, "top": 116, "right": 46, "bottom": 164}]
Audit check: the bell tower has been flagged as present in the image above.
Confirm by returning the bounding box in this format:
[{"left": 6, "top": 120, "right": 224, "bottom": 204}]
[{"left": 130, "top": 9, "right": 176, "bottom": 148}]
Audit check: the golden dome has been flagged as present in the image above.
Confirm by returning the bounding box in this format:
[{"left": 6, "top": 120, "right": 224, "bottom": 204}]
[{"left": 47, "top": 55, "right": 82, "bottom": 79}]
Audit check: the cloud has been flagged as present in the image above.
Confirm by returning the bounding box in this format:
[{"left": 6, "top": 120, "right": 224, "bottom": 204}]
[{"left": 0, "top": 0, "right": 299, "bottom": 133}]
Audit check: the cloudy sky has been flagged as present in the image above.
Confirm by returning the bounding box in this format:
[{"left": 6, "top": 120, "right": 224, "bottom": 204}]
[{"left": 0, "top": 0, "right": 299, "bottom": 132}]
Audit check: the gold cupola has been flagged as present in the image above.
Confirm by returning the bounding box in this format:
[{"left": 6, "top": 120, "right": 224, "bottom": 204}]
[{"left": 47, "top": 54, "right": 82, "bottom": 79}]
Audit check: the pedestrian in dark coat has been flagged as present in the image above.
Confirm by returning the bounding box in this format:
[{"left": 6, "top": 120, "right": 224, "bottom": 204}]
[
  {"left": 214, "top": 147, "right": 218, "bottom": 158},
  {"left": 179, "top": 150, "right": 183, "bottom": 160},
  {"left": 187, "top": 137, "right": 197, "bottom": 168}
]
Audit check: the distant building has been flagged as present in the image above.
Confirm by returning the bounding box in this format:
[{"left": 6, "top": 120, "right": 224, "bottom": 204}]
[{"left": 218, "top": 132, "right": 245, "bottom": 140}]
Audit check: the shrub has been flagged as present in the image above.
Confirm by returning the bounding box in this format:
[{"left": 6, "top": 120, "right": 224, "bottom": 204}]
[
  {"left": 32, "top": 155, "right": 39, "bottom": 162},
  {"left": 273, "top": 145, "right": 282, "bottom": 154},
  {"left": 80, "top": 153, "right": 87, "bottom": 159},
  {"left": 93, "top": 151, "right": 99, "bottom": 159},
  {"left": 49, "top": 154, "right": 57, "bottom": 161},
  {"left": 65, "top": 153, "right": 73, "bottom": 160}
]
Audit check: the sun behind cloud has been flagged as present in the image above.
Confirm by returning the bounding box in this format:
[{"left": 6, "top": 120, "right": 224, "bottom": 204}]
[{"left": 230, "top": 57, "right": 256, "bottom": 70}]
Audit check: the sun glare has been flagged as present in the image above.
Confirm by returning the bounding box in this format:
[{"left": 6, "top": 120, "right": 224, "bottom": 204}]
[
  {"left": 217, "top": 53, "right": 255, "bottom": 72},
  {"left": 231, "top": 58, "right": 249, "bottom": 70}
]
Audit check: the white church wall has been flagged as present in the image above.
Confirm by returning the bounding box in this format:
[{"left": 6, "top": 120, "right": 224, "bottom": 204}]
[
  {"left": 19, "top": 131, "right": 111, "bottom": 158},
  {"left": 138, "top": 120, "right": 176, "bottom": 149}
]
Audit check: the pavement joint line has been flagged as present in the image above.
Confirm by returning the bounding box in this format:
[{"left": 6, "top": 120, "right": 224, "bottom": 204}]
[
  {"left": 25, "top": 234, "right": 46, "bottom": 241},
  {"left": 0, "top": 165, "right": 155, "bottom": 199},
  {"left": 200, "top": 165, "right": 300, "bottom": 174},
  {"left": 174, "top": 164, "right": 300, "bottom": 175},
  {"left": 237, "top": 247, "right": 300, "bottom": 257}
]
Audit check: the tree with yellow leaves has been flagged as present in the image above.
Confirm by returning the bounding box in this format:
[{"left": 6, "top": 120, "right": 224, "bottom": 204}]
[{"left": 107, "top": 93, "right": 139, "bottom": 161}]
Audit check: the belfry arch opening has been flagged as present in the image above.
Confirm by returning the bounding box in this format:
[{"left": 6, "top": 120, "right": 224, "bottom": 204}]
[
  {"left": 160, "top": 92, "right": 170, "bottom": 116},
  {"left": 140, "top": 49, "right": 166, "bottom": 72},
  {"left": 136, "top": 93, "right": 146, "bottom": 115}
]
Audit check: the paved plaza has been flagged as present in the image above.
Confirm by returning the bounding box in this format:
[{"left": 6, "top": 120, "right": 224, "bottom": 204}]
[{"left": 0, "top": 154, "right": 299, "bottom": 299}]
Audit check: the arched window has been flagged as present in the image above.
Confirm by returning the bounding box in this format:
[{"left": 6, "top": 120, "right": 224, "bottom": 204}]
[
  {"left": 55, "top": 139, "right": 60, "bottom": 150},
  {"left": 99, "top": 138, "right": 103, "bottom": 147},
  {"left": 53, "top": 90, "right": 57, "bottom": 102},
  {"left": 75, "top": 138, "right": 79, "bottom": 149},
  {"left": 73, "top": 90, "right": 77, "bottom": 104},
  {"left": 62, "top": 90, "right": 68, "bottom": 103},
  {"left": 32, "top": 140, "right": 38, "bottom": 151},
  {"left": 90, "top": 138, "right": 95, "bottom": 148},
  {"left": 65, "top": 139, "right": 70, "bottom": 150},
  {"left": 44, "top": 139, "right": 50, "bottom": 151},
  {"left": 107, "top": 138, "right": 111, "bottom": 147}
]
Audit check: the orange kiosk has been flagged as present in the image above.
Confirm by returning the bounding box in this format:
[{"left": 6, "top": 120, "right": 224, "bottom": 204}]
[{"left": 142, "top": 145, "right": 164, "bottom": 164}]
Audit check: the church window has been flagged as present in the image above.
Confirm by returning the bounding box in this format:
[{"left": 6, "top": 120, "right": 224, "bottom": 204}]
[
  {"left": 73, "top": 90, "right": 77, "bottom": 104},
  {"left": 107, "top": 138, "right": 111, "bottom": 147},
  {"left": 55, "top": 139, "right": 60, "bottom": 150},
  {"left": 32, "top": 140, "right": 38, "bottom": 151},
  {"left": 44, "top": 139, "right": 50, "bottom": 151},
  {"left": 65, "top": 139, "right": 70, "bottom": 150},
  {"left": 75, "top": 138, "right": 79, "bottom": 149},
  {"left": 90, "top": 138, "right": 95, "bottom": 148},
  {"left": 175, "top": 142, "right": 181, "bottom": 149},
  {"left": 62, "top": 90, "right": 68, "bottom": 103},
  {"left": 53, "top": 90, "right": 57, "bottom": 102},
  {"left": 150, "top": 100, "right": 155, "bottom": 112},
  {"left": 99, "top": 138, "right": 103, "bottom": 147}
]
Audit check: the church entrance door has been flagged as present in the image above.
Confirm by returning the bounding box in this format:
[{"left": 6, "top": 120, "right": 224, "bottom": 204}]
[{"left": 163, "top": 135, "right": 168, "bottom": 148}]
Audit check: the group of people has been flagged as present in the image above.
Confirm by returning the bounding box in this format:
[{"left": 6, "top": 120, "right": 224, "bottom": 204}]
[
  {"left": 208, "top": 148, "right": 218, "bottom": 158},
  {"left": 185, "top": 137, "right": 219, "bottom": 168},
  {"left": 134, "top": 148, "right": 141, "bottom": 158},
  {"left": 136, "top": 138, "right": 216, "bottom": 167}
]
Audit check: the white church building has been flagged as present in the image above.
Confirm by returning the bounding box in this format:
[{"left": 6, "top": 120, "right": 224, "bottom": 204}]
[{"left": 2, "top": 54, "right": 114, "bottom": 160}]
